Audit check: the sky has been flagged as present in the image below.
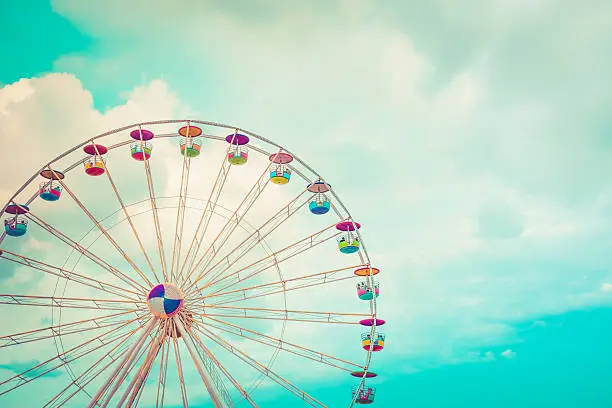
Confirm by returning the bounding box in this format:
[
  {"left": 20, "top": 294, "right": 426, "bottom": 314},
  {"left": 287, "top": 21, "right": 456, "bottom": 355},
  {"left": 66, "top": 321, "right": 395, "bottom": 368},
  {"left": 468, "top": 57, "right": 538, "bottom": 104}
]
[{"left": 1, "top": 0, "right": 612, "bottom": 407}]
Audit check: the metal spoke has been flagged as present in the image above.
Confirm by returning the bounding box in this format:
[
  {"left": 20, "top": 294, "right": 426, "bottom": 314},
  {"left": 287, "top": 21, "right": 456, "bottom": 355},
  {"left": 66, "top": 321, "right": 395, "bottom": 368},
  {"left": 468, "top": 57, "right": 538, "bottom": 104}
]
[
  {"left": 174, "top": 316, "right": 229, "bottom": 408},
  {"left": 51, "top": 170, "right": 153, "bottom": 288},
  {"left": 0, "top": 294, "right": 143, "bottom": 311},
  {"left": 192, "top": 190, "right": 309, "bottom": 289},
  {"left": 186, "top": 324, "right": 258, "bottom": 407},
  {"left": 51, "top": 351, "right": 130, "bottom": 407},
  {"left": 182, "top": 152, "right": 277, "bottom": 289},
  {"left": 169, "top": 123, "right": 196, "bottom": 283},
  {"left": 120, "top": 322, "right": 165, "bottom": 407},
  {"left": 192, "top": 321, "right": 326, "bottom": 408},
  {"left": 0, "top": 315, "right": 145, "bottom": 397},
  {"left": 197, "top": 305, "right": 367, "bottom": 325},
  {"left": 130, "top": 326, "right": 168, "bottom": 408},
  {"left": 85, "top": 142, "right": 161, "bottom": 284},
  {"left": 170, "top": 318, "right": 189, "bottom": 407},
  {"left": 215, "top": 276, "right": 354, "bottom": 307},
  {"left": 204, "top": 316, "right": 363, "bottom": 372},
  {"left": 196, "top": 222, "right": 342, "bottom": 298},
  {"left": 200, "top": 265, "right": 361, "bottom": 306},
  {"left": 155, "top": 328, "right": 170, "bottom": 408},
  {"left": 139, "top": 126, "right": 169, "bottom": 281},
  {"left": 0, "top": 249, "right": 141, "bottom": 300},
  {"left": 176, "top": 134, "right": 233, "bottom": 283},
  {"left": 42, "top": 322, "right": 143, "bottom": 407},
  {"left": 0, "top": 309, "right": 137, "bottom": 348},
  {"left": 99, "top": 333, "right": 153, "bottom": 408},
  {"left": 22, "top": 208, "right": 148, "bottom": 294},
  {"left": 86, "top": 317, "right": 156, "bottom": 408}
]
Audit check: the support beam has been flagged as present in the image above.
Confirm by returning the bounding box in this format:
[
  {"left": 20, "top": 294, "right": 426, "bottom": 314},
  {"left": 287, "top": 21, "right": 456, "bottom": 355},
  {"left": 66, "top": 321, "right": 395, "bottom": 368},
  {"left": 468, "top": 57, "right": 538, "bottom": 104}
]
[
  {"left": 87, "top": 318, "right": 156, "bottom": 408},
  {"left": 174, "top": 316, "right": 226, "bottom": 408}
]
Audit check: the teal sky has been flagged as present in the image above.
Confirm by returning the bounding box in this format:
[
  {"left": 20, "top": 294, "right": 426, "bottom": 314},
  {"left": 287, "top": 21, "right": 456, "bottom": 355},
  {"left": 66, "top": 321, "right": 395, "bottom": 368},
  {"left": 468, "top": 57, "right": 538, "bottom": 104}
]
[{"left": 1, "top": 1, "right": 612, "bottom": 407}]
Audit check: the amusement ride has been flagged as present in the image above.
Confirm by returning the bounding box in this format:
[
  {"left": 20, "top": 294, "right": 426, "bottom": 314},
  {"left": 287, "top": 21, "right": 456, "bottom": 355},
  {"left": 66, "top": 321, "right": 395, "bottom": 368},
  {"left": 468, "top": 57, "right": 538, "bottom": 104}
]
[{"left": 0, "top": 120, "right": 385, "bottom": 407}]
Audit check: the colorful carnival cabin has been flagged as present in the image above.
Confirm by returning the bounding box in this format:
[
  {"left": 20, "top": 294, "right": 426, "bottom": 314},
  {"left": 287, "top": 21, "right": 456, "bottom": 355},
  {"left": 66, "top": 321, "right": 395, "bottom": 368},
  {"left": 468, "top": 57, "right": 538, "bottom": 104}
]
[
  {"left": 307, "top": 181, "right": 331, "bottom": 214},
  {"left": 83, "top": 144, "right": 108, "bottom": 176},
  {"left": 336, "top": 221, "right": 361, "bottom": 254},
  {"left": 129, "top": 129, "right": 154, "bottom": 161},
  {"left": 179, "top": 124, "right": 203, "bottom": 157},
  {"left": 269, "top": 152, "right": 293, "bottom": 184},
  {"left": 39, "top": 169, "right": 64, "bottom": 202},
  {"left": 357, "top": 281, "right": 380, "bottom": 300},
  {"left": 226, "top": 133, "right": 249, "bottom": 165},
  {"left": 352, "top": 384, "right": 376, "bottom": 404},
  {"left": 361, "top": 333, "right": 385, "bottom": 352},
  {"left": 4, "top": 204, "right": 29, "bottom": 237}
]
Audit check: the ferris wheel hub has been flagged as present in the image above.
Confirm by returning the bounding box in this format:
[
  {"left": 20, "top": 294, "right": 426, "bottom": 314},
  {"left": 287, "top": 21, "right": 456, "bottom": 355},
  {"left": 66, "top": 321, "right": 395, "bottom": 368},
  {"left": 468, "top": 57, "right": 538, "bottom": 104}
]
[{"left": 146, "top": 282, "right": 184, "bottom": 318}]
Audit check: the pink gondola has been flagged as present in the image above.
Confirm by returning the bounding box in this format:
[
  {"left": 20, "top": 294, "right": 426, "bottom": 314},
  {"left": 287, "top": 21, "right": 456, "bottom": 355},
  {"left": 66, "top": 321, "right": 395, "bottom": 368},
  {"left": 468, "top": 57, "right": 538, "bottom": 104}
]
[
  {"left": 39, "top": 169, "right": 64, "bottom": 202},
  {"left": 4, "top": 204, "right": 29, "bottom": 237},
  {"left": 129, "top": 129, "right": 154, "bottom": 161},
  {"left": 179, "top": 124, "right": 203, "bottom": 157},
  {"left": 352, "top": 384, "right": 376, "bottom": 404},
  {"left": 226, "top": 133, "right": 250, "bottom": 165},
  {"left": 269, "top": 152, "right": 293, "bottom": 184},
  {"left": 357, "top": 281, "right": 380, "bottom": 300},
  {"left": 83, "top": 144, "right": 108, "bottom": 176},
  {"left": 336, "top": 221, "right": 361, "bottom": 254}
]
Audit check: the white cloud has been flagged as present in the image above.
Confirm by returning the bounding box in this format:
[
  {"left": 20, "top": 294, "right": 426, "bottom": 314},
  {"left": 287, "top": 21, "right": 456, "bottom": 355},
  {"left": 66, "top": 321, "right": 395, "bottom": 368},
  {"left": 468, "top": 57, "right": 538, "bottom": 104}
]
[
  {"left": 602, "top": 283, "right": 612, "bottom": 292},
  {"left": 0, "top": 74, "right": 186, "bottom": 205},
  {"left": 4, "top": 2, "right": 612, "bottom": 401},
  {"left": 0, "top": 78, "right": 34, "bottom": 115},
  {"left": 483, "top": 351, "right": 496, "bottom": 361},
  {"left": 501, "top": 349, "right": 517, "bottom": 359},
  {"left": 531, "top": 320, "right": 547, "bottom": 328}
]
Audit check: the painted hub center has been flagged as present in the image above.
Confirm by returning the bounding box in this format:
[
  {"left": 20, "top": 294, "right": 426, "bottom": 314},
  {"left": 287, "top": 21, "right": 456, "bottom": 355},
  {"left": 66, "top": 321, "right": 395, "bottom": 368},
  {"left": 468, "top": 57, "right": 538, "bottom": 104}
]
[{"left": 146, "top": 282, "right": 184, "bottom": 318}]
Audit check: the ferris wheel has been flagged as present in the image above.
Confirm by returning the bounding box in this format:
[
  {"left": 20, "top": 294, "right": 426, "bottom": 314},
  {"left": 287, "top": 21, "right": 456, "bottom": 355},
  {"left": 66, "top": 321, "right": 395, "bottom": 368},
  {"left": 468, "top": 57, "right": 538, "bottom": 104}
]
[{"left": 0, "top": 120, "right": 386, "bottom": 407}]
